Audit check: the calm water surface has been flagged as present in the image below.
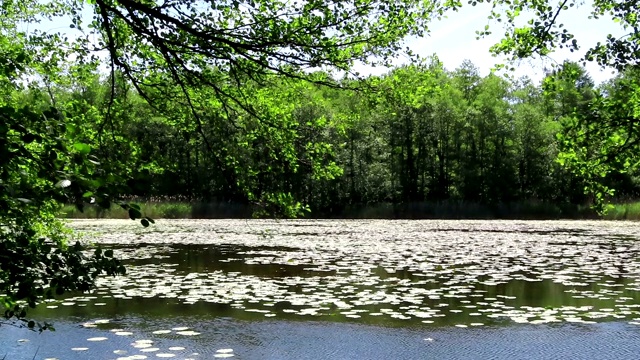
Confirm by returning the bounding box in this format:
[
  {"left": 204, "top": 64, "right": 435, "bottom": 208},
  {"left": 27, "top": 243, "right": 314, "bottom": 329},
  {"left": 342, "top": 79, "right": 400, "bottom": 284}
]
[{"left": 3, "top": 219, "right": 640, "bottom": 359}]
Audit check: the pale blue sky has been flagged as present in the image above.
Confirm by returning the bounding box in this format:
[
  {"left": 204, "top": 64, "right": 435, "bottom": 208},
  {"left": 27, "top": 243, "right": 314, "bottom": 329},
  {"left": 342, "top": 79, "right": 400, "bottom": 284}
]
[
  {"left": 354, "top": 1, "right": 624, "bottom": 84},
  {"left": 28, "top": 1, "right": 624, "bottom": 84}
]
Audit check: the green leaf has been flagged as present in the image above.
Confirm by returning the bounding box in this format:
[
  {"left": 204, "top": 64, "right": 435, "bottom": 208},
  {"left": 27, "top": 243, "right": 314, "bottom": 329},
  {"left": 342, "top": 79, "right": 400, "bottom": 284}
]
[
  {"left": 128, "top": 208, "right": 142, "bottom": 220},
  {"left": 140, "top": 218, "right": 150, "bottom": 227},
  {"left": 73, "top": 143, "right": 91, "bottom": 155},
  {"left": 98, "top": 198, "right": 111, "bottom": 209}
]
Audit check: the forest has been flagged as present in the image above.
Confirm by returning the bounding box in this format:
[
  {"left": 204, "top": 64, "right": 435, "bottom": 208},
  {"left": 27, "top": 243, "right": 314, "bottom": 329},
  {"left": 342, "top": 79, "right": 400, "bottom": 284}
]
[
  {"left": 2, "top": 0, "right": 640, "bottom": 329},
  {"left": 20, "top": 59, "right": 640, "bottom": 219}
]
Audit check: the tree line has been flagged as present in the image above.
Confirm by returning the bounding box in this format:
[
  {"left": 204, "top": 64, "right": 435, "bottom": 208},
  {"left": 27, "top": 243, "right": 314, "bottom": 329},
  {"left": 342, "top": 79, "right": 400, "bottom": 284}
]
[{"left": 14, "top": 58, "right": 640, "bottom": 217}]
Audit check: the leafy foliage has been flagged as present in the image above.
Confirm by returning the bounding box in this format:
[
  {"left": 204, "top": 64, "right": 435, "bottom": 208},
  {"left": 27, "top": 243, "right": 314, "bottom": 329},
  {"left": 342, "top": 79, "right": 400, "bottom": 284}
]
[
  {"left": 0, "top": 103, "right": 128, "bottom": 330},
  {"left": 555, "top": 66, "right": 640, "bottom": 212},
  {"left": 1, "top": 6, "right": 149, "bottom": 328},
  {"left": 0, "top": 0, "right": 444, "bottom": 328},
  {"left": 470, "top": 0, "right": 640, "bottom": 211}
]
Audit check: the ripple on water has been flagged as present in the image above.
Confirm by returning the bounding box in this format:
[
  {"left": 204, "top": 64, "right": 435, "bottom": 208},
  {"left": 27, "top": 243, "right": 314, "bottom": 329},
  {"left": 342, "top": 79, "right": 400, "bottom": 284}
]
[{"left": 12, "top": 219, "right": 640, "bottom": 359}]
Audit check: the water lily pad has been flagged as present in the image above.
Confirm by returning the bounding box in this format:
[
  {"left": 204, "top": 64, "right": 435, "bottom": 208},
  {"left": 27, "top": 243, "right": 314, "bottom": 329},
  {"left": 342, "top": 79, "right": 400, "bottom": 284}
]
[
  {"left": 133, "top": 340, "right": 153, "bottom": 344},
  {"left": 87, "top": 337, "right": 108, "bottom": 342},
  {"left": 176, "top": 331, "right": 201, "bottom": 336}
]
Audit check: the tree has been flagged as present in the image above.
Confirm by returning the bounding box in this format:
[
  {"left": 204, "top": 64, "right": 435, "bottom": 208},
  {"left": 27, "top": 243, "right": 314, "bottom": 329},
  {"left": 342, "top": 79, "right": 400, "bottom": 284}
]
[
  {"left": 0, "top": 81, "right": 128, "bottom": 331},
  {"left": 555, "top": 66, "right": 640, "bottom": 211},
  {"left": 1, "top": 0, "right": 442, "bottom": 327},
  {"left": 474, "top": 0, "right": 640, "bottom": 210},
  {"left": 479, "top": 0, "right": 639, "bottom": 70},
  {"left": 81, "top": 0, "right": 440, "bottom": 213}
]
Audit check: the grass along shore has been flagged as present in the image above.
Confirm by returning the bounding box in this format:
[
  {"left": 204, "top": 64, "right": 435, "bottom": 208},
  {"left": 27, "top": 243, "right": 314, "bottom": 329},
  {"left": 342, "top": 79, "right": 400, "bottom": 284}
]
[
  {"left": 57, "top": 200, "right": 640, "bottom": 220},
  {"left": 603, "top": 202, "right": 640, "bottom": 220},
  {"left": 59, "top": 201, "right": 252, "bottom": 219}
]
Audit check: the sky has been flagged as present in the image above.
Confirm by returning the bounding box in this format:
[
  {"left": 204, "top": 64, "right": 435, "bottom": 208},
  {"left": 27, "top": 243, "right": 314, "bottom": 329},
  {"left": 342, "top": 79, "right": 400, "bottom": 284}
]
[
  {"left": 27, "top": 0, "right": 625, "bottom": 85},
  {"left": 353, "top": 2, "right": 625, "bottom": 84}
]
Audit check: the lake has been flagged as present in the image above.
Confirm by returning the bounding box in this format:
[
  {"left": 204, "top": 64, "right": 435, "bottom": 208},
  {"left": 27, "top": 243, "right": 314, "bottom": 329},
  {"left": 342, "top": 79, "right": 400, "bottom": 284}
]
[{"left": 2, "top": 219, "right": 640, "bottom": 359}]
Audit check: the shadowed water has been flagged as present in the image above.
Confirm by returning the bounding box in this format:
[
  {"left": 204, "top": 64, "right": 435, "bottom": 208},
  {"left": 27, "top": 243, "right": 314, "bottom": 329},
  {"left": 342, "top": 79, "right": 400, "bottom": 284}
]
[{"left": 2, "top": 219, "right": 640, "bottom": 359}]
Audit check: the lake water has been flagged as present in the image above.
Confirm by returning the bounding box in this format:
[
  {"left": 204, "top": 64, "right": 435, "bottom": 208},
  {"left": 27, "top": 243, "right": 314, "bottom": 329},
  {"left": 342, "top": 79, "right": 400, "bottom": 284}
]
[{"left": 3, "top": 219, "right": 640, "bottom": 359}]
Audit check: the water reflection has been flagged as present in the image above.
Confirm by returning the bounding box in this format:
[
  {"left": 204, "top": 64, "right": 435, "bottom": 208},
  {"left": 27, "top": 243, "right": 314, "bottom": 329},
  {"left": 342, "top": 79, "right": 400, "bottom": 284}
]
[
  {"left": 26, "top": 219, "right": 640, "bottom": 329},
  {"left": 6, "top": 219, "right": 640, "bottom": 359}
]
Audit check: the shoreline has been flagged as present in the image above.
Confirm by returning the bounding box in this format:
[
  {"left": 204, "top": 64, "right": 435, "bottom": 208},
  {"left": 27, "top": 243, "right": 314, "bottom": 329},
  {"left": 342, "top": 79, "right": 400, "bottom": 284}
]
[{"left": 58, "top": 200, "right": 640, "bottom": 221}]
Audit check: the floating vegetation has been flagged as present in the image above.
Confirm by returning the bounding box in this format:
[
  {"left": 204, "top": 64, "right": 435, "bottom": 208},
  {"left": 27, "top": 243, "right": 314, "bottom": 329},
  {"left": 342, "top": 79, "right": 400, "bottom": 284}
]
[
  {"left": 87, "top": 337, "right": 108, "bottom": 342},
  {"left": 58, "top": 220, "right": 640, "bottom": 329},
  {"left": 132, "top": 340, "right": 154, "bottom": 349},
  {"left": 175, "top": 331, "right": 201, "bottom": 336},
  {"left": 23, "top": 219, "right": 640, "bottom": 358},
  {"left": 214, "top": 349, "right": 235, "bottom": 358}
]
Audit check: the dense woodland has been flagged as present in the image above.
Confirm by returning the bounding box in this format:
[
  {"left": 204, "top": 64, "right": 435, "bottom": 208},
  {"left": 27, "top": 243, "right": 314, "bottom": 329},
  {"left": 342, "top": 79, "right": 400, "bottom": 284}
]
[{"left": 14, "top": 59, "right": 640, "bottom": 217}]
